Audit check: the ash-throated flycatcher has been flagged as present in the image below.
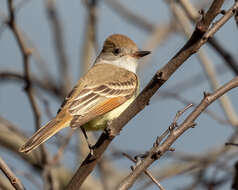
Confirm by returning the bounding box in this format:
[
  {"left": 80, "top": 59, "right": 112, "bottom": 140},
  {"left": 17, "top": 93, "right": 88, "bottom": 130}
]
[{"left": 19, "top": 34, "right": 150, "bottom": 153}]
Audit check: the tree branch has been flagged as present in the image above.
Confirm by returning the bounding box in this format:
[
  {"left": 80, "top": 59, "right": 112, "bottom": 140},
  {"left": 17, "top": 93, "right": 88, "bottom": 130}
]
[
  {"left": 178, "top": 0, "right": 238, "bottom": 75},
  {"left": 7, "top": 0, "right": 41, "bottom": 132},
  {"left": 117, "top": 76, "right": 238, "bottom": 190},
  {"left": 46, "top": 0, "right": 71, "bottom": 95},
  {"left": 0, "top": 156, "right": 25, "bottom": 190},
  {"left": 0, "top": 71, "right": 64, "bottom": 99},
  {"left": 65, "top": 0, "right": 238, "bottom": 189}
]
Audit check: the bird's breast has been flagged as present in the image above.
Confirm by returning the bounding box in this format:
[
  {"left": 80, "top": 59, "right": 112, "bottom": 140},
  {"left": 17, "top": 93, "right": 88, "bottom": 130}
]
[{"left": 82, "top": 90, "right": 138, "bottom": 131}]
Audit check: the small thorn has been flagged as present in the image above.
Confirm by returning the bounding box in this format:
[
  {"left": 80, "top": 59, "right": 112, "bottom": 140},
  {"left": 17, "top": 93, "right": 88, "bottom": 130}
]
[
  {"left": 220, "top": 10, "right": 226, "bottom": 15},
  {"left": 135, "top": 152, "right": 148, "bottom": 159},
  {"left": 190, "top": 122, "right": 196, "bottom": 128},
  {"left": 89, "top": 147, "right": 94, "bottom": 156},
  {"left": 203, "top": 91, "right": 211, "bottom": 97},
  {"left": 198, "top": 9, "right": 205, "bottom": 16},
  {"left": 169, "top": 147, "right": 175, "bottom": 152},
  {"left": 153, "top": 150, "right": 161, "bottom": 159},
  {"left": 105, "top": 126, "right": 114, "bottom": 137},
  {"left": 156, "top": 72, "right": 163, "bottom": 80},
  {"left": 146, "top": 101, "right": 150, "bottom": 106},
  {"left": 155, "top": 136, "right": 162, "bottom": 147},
  {"left": 169, "top": 123, "right": 177, "bottom": 131},
  {"left": 105, "top": 127, "right": 111, "bottom": 134},
  {"left": 135, "top": 157, "right": 142, "bottom": 166}
]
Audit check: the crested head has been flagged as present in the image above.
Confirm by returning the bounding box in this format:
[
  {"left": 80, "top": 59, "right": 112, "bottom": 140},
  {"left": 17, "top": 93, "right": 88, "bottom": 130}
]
[
  {"left": 96, "top": 34, "right": 151, "bottom": 73},
  {"left": 102, "top": 34, "right": 138, "bottom": 52}
]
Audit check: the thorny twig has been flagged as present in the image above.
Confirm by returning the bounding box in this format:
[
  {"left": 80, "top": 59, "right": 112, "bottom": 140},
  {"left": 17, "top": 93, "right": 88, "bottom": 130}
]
[
  {"left": 122, "top": 153, "right": 166, "bottom": 190},
  {"left": 117, "top": 74, "right": 238, "bottom": 190},
  {"left": 155, "top": 104, "right": 193, "bottom": 147}
]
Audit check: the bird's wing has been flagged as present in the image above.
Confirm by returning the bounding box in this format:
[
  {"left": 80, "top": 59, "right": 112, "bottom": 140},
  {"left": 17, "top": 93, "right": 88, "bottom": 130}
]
[{"left": 57, "top": 64, "right": 138, "bottom": 128}]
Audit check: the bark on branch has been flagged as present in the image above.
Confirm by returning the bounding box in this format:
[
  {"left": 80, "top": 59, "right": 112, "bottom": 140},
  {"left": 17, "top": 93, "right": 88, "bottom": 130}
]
[
  {"left": 66, "top": 0, "right": 238, "bottom": 189},
  {"left": 117, "top": 76, "right": 238, "bottom": 190}
]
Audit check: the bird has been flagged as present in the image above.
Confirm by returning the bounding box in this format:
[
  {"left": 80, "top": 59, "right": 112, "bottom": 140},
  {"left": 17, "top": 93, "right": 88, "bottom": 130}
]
[{"left": 19, "top": 34, "right": 151, "bottom": 153}]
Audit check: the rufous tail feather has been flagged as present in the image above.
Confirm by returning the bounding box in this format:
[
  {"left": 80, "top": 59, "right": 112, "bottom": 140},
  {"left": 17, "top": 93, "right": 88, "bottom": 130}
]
[{"left": 19, "top": 118, "right": 69, "bottom": 153}]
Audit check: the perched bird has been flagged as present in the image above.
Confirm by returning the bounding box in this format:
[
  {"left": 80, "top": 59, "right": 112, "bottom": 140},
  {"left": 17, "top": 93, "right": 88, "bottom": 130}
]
[{"left": 19, "top": 34, "right": 150, "bottom": 153}]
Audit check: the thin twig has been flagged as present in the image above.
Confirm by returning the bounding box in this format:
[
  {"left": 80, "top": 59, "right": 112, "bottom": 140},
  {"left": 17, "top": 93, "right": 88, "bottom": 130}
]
[
  {"left": 159, "top": 91, "right": 230, "bottom": 125},
  {"left": 122, "top": 153, "right": 166, "bottom": 190},
  {"left": 140, "top": 21, "right": 176, "bottom": 71},
  {"left": 156, "top": 104, "right": 193, "bottom": 146},
  {"left": 0, "top": 156, "right": 25, "bottom": 190},
  {"left": 15, "top": 170, "right": 41, "bottom": 189},
  {"left": 46, "top": 0, "right": 71, "bottom": 95},
  {"left": 65, "top": 1, "right": 236, "bottom": 189},
  {"left": 169, "top": 1, "right": 238, "bottom": 127},
  {"left": 6, "top": 1, "right": 59, "bottom": 189},
  {"left": 80, "top": 0, "right": 98, "bottom": 75},
  {"left": 6, "top": 0, "right": 49, "bottom": 163},
  {"left": 0, "top": 9, "right": 57, "bottom": 82},
  {"left": 0, "top": 70, "right": 63, "bottom": 99},
  {"left": 7, "top": 0, "right": 41, "bottom": 132},
  {"left": 117, "top": 76, "right": 238, "bottom": 189},
  {"left": 177, "top": 0, "right": 238, "bottom": 75}
]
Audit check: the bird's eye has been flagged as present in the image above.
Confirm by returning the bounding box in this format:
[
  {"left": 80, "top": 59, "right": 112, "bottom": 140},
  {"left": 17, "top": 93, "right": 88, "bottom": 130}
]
[{"left": 113, "top": 48, "right": 121, "bottom": 55}]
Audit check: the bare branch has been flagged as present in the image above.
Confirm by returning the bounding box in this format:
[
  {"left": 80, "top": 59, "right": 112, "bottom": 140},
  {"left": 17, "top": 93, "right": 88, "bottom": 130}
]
[
  {"left": 46, "top": 0, "right": 71, "bottom": 94},
  {"left": 178, "top": 0, "right": 238, "bottom": 75},
  {"left": 0, "top": 70, "right": 63, "bottom": 99},
  {"left": 159, "top": 91, "right": 230, "bottom": 125},
  {"left": 7, "top": 0, "right": 41, "bottom": 132},
  {"left": 122, "top": 153, "right": 166, "bottom": 190},
  {"left": 117, "top": 76, "right": 238, "bottom": 190},
  {"left": 0, "top": 156, "right": 25, "bottom": 190},
  {"left": 80, "top": 0, "right": 98, "bottom": 75},
  {"left": 168, "top": 1, "right": 238, "bottom": 127},
  {"left": 6, "top": 1, "right": 61, "bottom": 188},
  {"left": 65, "top": 1, "right": 238, "bottom": 189}
]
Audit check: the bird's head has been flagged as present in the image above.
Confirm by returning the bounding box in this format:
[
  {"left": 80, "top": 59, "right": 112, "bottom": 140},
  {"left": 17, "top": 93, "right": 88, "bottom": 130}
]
[{"left": 97, "top": 34, "right": 151, "bottom": 73}]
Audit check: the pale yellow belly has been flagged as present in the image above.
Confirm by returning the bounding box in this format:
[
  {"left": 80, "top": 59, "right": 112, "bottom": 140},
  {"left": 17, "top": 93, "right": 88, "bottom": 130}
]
[{"left": 82, "top": 93, "right": 137, "bottom": 131}]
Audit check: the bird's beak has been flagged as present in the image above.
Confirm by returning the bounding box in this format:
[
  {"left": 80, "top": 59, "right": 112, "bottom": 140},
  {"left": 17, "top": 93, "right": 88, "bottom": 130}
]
[{"left": 132, "top": 50, "right": 151, "bottom": 58}]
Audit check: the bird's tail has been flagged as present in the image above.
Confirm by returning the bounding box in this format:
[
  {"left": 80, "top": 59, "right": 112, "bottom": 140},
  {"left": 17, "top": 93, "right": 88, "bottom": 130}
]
[{"left": 19, "top": 117, "right": 70, "bottom": 153}]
